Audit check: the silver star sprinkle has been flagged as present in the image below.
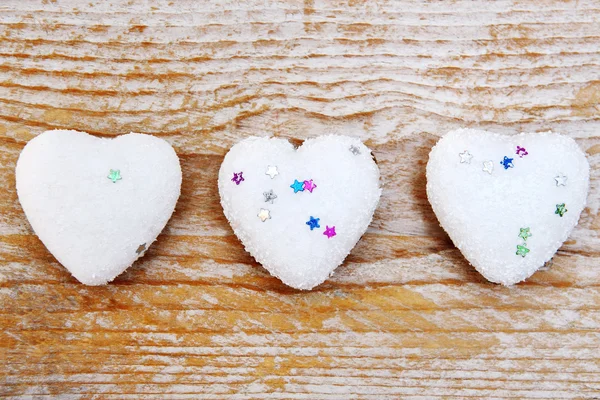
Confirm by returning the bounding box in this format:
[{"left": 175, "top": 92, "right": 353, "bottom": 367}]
[
  {"left": 349, "top": 145, "right": 361, "bottom": 155},
  {"left": 265, "top": 165, "right": 279, "bottom": 179},
  {"left": 482, "top": 160, "right": 494, "bottom": 174},
  {"left": 136, "top": 243, "right": 147, "bottom": 255},
  {"left": 459, "top": 150, "right": 473, "bottom": 164},
  {"left": 263, "top": 189, "right": 277, "bottom": 203},
  {"left": 555, "top": 174, "right": 568, "bottom": 187},
  {"left": 258, "top": 209, "right": 271, "bottom": 222}
]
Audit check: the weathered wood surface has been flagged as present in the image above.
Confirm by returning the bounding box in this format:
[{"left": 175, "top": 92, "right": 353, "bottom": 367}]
[{"left": 1, "top": 0, "right": 600, "bottom": 398}]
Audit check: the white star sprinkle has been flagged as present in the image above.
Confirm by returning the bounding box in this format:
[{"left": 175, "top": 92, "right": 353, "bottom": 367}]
[
  {"left": 136, "top": 243, "right": 147, "bottom": 255},
  {"left": 459, "top": 150, "right": 473, "bottom": 164},
  {"left": 258, "top": 209, "right": 271, "bottom": 222},
  {"left": 482, "top": 160, "right": 494, "bottom": 174},
  {"left": 263, "top": 189, "right": 277, "bottom": 203},
  {"left": 265, "top": 165, "right": 279, "bottom": 179},
  {"left": 349, "top": 145, "right": 361, "bottom": 155},
  {"left": 555, "top": 174, "right": 568, "bottom": 187}
]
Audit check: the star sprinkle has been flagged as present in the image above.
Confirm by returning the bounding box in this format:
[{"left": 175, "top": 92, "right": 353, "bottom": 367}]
[
  {"left": 349, "top": 145, "right": 361, "bottom": 155},
  {"left": 303, "top": 179, "right": 317, "bottom": 193},
  {"left": 232, "top": 172, "right": 244, "bottom": 185},
  {"left": 324, "top": 225, "right": 336, "bottom": 239},
  {"left": 258, "top": 209, "right": 271, "bottom": 222},
  {"left": 555, "top": 203, "right": 567, "bottom": 217},
  {"left": 290, "top": 179, "right": 305, "bottom": 193},
  {"left": 516, "top": 146, "right": 528, "bottom": 158},
  {"left": 500, "top": 156, "right": 514, "bottom": 170},
  {"left": 306, "top": 216, "right": 320, "bottom": 231},
  {"left": 263, "top": 189, "right": 277, "bottom": 203},
  {"left": 108, "top": 169, "right": 122, "bottom": 183},
  {"left": 555, "top": 174, "right": 568, "bottom": 187},
  {"left": 482, "top": 161, "right": 494, "bottom": 174},
  {"left": 136, "top": 243, "right": 146, "bottom": 255},
  {"left": 459, "top": 150, "right": 473, "bottom": 164},
  {"left": 516, "top": 244, "right": 530, "bottom": 257},
  {"left": 518, "top": 227, "right": 532, "bottom": 241},
  {"left": 265, "top": 165, "right": 279, "bottom": 179}
]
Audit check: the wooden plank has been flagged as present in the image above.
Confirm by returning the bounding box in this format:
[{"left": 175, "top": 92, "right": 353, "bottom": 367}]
[{"left": 1, "top": 0, "right": 599, "bottom": 398}]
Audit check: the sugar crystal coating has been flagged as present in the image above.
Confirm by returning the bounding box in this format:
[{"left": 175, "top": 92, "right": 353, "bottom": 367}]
[
  {"left": 426, "top": 128, "right": 590, "bottom": 285},
  {"left": 218, "top": 135, "right": 382, "bottom": 290},
  {"left": 16, "top": 130, "right": 182, "bottom": 285}
]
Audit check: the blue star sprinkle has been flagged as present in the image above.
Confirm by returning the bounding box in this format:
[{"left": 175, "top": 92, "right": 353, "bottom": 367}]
[
  {"left": 500, "top": 156, "right": 514, "bottom": 170},
  {"left": 306, "top": 216, "right": 320, "bottom": 231},
  {"left": 290, "top": 179, "right": 305, "bottom": 193}
]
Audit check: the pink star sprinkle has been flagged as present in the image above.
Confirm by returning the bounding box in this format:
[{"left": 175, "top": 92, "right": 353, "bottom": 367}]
[
  {"left": 324, "top": 225, "right": 336, "bottom": 239},
  {"left": 303, "top": 179, "right": 317, "bottom": 193},
  {"left": 231, "top": 172, "right": 244, "bottom": 185}
]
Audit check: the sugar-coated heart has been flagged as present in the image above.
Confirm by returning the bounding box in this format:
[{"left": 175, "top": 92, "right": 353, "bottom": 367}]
[
  {"left": 218, "top": 135, "right": 382, "bottom": 290},
  {"left": 16, "top": 130, "right": 182, "bottom": 285},
  {"left": 427, "top": 128, "right": 590, "bottom": 285}
]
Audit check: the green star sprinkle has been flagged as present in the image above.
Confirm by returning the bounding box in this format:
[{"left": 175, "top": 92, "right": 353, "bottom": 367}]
[
  {"left": 108, "top": 169, "right": 122, "bottom": 183},
  {"left": 516, "top": 244, "right": 530, "bottom": 257},
  {"left": 518, "top": 227, "right": 532, "bottom": 241},
  {"left": 555, "top": 203, "right": 567, "bottom": 217}
]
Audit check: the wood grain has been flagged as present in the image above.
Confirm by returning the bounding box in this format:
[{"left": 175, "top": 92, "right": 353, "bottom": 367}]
[{"left": 1, "top": 1, "right": 600, "bottom": 398}]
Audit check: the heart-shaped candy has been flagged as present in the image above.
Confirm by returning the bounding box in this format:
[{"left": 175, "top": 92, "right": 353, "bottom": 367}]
[
  {"left": 16, "top": 130, "right": 182, "bottom": 285},
  {"left": 426, "top": 128, "right": 590, "bottom": 285},
  {"left": 218, "top": 135, "right": 382, "bottom": 290}
]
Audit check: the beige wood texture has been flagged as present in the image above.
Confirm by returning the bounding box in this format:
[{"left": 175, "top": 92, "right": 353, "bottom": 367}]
[{"left": 1, "top": 1, "right": 600, "bottom": 398}]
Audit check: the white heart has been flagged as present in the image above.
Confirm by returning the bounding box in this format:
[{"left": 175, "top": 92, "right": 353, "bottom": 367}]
[
  {"left": 426, "top": 128, "right": 590, "bottom": 285},
  {"left": 16, "top": 130, "right": 182, "bottom": 285},
  {"left": 218, "top": 135, "right": 382, "bottom": 290}
]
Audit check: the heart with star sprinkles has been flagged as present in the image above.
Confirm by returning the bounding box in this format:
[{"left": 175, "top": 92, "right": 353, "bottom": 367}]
[
  {"left": 426, "top": 128, "right": 590, "bottom": 285},
  {"left": 16, "top": 130, "right": 182, "bottom": 285},
  {"left": 218, "top": 135, "right": 382, "bottom": 290}
]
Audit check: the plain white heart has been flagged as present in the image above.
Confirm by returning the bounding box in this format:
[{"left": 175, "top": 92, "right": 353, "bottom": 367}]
[
  {"left": 426, "top": 128, "right": 590, "bottom": 285},
  {"left": 218, "top": 135, "right": 382, "bottom": 290},
  {"left": 16, "top": 130, "right": 182, "bottom": 285}
]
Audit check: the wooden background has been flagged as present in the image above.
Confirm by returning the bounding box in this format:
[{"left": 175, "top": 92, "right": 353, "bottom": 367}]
[{"left": 1, "top": 0, "right": 600, "bottom": 398}]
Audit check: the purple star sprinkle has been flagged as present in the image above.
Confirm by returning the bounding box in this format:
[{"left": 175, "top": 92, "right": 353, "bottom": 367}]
[
  {"left": 324, "top": 225, "right": 336, "bottom": 239},
  {"left": 516, "top": 146, "right": 528, "bottom": 158},
  {"left": 231, "top": 172, "right": 244, "bottom": 185}
]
